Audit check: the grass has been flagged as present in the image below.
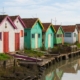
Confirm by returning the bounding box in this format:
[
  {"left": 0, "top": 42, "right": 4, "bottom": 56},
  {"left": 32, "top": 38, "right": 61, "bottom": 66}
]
[
  {"left": 64, "top": 43, "right": 72, "bottom": 46},
  {"left": 0, "top": 53, "right": 11, "bottom": 60},
  {"left": 24, "top": 49, "right": 44, "bottom": 57},
  {"left": 76, "top": 43, "right": 80, "bottom": 48}
]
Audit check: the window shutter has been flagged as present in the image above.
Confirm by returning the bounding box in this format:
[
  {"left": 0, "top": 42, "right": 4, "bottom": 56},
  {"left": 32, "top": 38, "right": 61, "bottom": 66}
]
[{"left": 21, "top": 30, "right": 23, "bottom": 37}]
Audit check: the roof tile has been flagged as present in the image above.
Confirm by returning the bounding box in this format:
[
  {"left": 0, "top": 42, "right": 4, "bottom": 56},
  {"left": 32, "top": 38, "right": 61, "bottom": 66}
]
[
  {"left": 62, "top": 25, "right": 76, "bottom": 32},
  {"left": 22, "top": 18, "right": 38, "bottom": 28},
  {"left": 42, "top": 23, "right": 51, "bottom": 32}
]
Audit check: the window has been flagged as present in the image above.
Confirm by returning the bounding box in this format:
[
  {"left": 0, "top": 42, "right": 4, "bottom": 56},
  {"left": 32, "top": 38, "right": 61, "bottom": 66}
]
[
  {"left": 74, "top": 33, "right": 76, "bottom": 37},
  {"left": 56, "top": 34, "right": 62, "bottom": 37},
  {"left": 57, "top": 34, "right": 59, "bottom": 37},
  {"left": 38, "top": 34, "right": 40, "bottom": 38},
  {"left": 21, "top": 30, "right": 23, "bottom": 37},
  {"left": 65, "top": 33, "right": 71, "bottom": 37},
  {"left": 5, "top": 23, "right": 7, "bottom": 28},
  {"left": 24, "top": 32, "right": 27, "bottom": 36},
  {"left": 0, "top": 32, "right": 2, "bottom": 40},
  {"left": 32, "top": 34, "right": 35, "bottom": 38},
  {"left": 17, "top": 21, "right": 18, "bottom": 23},
  {"left": 60, "top": 34, "right": 62, "bottom": 37}
]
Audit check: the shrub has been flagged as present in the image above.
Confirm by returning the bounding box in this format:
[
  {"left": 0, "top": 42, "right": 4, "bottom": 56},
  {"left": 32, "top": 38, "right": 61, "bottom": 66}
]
[{"left": 40, "top": 45, "right": 45, "bottom": 51}]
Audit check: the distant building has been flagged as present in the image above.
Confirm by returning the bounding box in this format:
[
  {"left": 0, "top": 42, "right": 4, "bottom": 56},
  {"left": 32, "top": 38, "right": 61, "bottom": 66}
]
[
  {"left": 62, "top": 25, "right": 78, "bottom": 43},
  {"left": 42, "top": 23, "right": 55, "bottom": 49},
  {"left": 53, "top": 25, "right": 64, "bottom": 44}
]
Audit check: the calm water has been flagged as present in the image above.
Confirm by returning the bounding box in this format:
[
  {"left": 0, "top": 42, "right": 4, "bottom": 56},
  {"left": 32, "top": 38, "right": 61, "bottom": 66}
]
[{"left": 40, "top": 56, "right": 80, "bottom": 80}]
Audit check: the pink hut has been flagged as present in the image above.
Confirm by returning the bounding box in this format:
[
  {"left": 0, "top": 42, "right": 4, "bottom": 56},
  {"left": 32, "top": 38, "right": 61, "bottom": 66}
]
[
  {"left": 0, "top": 15, "right": 17, "bottom": 53},
  {"left": 10, "top": 15, "right": 26, "bottom": 51}
]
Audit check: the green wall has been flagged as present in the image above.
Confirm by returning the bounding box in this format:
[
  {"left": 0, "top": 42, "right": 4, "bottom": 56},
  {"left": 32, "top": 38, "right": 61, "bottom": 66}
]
[
  {"left": 24, "top": 21, "right": 42, "bottom": 49},
  {"left": 24, "top": 29, "right": 31, "bottom": 49},
  {"left": 31, "top": 21, "right": 42, "bottom": 49},
  {"left": 54, "top": 27, "right": 63, "bottom": 44},
  {"left": 44, "top": 26, "right": 54, "bottom": 49}
]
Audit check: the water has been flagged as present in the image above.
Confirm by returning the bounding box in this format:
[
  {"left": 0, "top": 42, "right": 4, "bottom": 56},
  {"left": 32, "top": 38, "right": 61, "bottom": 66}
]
[{"left": 40, "top": 56, "right": 80, "bottom": 80}]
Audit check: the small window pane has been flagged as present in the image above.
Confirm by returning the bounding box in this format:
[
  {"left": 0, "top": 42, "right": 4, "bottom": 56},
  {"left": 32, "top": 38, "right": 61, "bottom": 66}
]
[
  {"left": 57, "top": 34, "right": 59, "bottom": 37},
  {"left": 24, "top": 32, "right": 27, "bottom": 36},
  {"left": 38, "top": 34, "right": 40, "bottom": 38},
  {"left": 65, "top": 33, "right": 71, "bottom": 37},
  {"left": 32, "top": 34, "right": 35, "bottom": 38}
]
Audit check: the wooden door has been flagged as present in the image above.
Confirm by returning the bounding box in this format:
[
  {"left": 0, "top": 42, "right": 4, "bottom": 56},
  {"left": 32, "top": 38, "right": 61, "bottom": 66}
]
[
  {"left": 15, "top": 33, "right": 20, "bottom": 50},
  {"left": 3, "top": 32, "right": 9, "bottom": 53},
  {"left": 78, "top": 31, "right": 80, "bottom": 43},
  {"left": 35, "top": 34, "right": 38, "bottom": 48},
  {"left": 48, "top": 34, "right": 51, "bottom": 48}
]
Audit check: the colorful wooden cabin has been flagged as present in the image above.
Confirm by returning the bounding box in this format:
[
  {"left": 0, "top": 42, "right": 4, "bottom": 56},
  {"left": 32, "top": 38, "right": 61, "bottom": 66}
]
[
  {"left": 54, "top": 25, "right": 64, "bottom": 45},
  {"left": 42, "top": 23, "right": 55, "bottom": 49},
  {"left": 0, "top": 15, "right": 17, "bottom": 53},
  {"left": 22, "top": 18, "right": 44, "bottom": 49},
  {"left": 10, "top": 15, "right": 26, "bottom": 50},
  {"left": 62, "top": 25, "right": 78, "bottom": 43}
]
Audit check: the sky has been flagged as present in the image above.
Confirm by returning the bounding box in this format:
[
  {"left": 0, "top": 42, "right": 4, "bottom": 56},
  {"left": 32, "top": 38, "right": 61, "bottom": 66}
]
[
  {"left": 62, "top": 71, "right": 80, "bottom": 80},
  {"left": 0, "top": 0, "right": 80, "bottom": 25}
]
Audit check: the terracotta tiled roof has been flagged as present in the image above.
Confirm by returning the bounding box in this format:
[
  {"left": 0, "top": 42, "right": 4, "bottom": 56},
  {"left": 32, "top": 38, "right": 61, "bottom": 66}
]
[
  {"left": 62, "top": 25, "right": 76, "bottom": 32},
  {"left": 0, "top": 15, "right": 17, "bottom": 29},
  {"left": 53, "top": 25, "right": 60, "bottom": 32},
  {"left": 10, "top": 15, "right": 26, "bottom": 28},
  {"left": 42, "top": 23, "right": 51, "bottom": 32},
  {"left": 9, "top": 16, "right": 18, "bottom": 21},
  {"left": 22, "top": 18, "right": 38, "bottom": 28},
  {"left": 0, "top": 15, "right": 7, "bottom": 22}
]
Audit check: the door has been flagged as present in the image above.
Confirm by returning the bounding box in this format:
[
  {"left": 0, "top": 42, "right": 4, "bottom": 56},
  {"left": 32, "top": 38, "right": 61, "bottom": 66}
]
[
  {"left": 48, "top": 34, "right": 51, "bottom": 48},
  {"left": 35, "top": 34, "right": 38, "bottom": 48},
  {"left": 62, "top": 34, "right": 64, "bottom": 44},
  {"left": 78, "top": 32, "right": 80, "bottom": 43},
  {"left": 15, "top": 33, "right": 20, "bottom": 50},
  {"left": 3, "top": 32, "right": 9, "bottom": 53}
]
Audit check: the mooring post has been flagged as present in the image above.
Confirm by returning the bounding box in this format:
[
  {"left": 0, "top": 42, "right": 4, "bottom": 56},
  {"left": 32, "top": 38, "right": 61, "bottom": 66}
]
[{"left": 66, "top": 55, "right": 69, "bottom": 60}]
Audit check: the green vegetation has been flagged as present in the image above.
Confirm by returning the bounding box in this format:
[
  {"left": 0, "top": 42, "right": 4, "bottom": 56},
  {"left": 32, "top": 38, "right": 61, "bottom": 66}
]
[
  {"left": 64, "top": 43, "right": 72, "bottom": 46},
  {"left": 24, "top": 49, "right": 44, "bottom": 57},
  {"left": 76, "top": 43, "right": 80, "bottom": 48},
  {"left": 0, "top": 54, "right": 11, "bottom": 60},
  {"left": 40, "top": 45, "right": 45, "bottom": 51},
  {"left": 74, "top": 41, "right": 80, "bottom": 48},
  {"left": 51, "top": 45, "right": 71, "bottom": 54}
]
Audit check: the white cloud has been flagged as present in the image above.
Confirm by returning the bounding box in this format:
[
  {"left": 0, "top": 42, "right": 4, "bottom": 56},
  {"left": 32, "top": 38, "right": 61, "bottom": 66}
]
[{"left": 2, "top": 0, "right": 80, "bottom": 25}]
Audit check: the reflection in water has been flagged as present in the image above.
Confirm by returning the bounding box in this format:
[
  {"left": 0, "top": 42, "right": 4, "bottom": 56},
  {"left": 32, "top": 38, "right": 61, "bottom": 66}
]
[{"left": 40, "top": 57, "right": 80, "bottom": 80}]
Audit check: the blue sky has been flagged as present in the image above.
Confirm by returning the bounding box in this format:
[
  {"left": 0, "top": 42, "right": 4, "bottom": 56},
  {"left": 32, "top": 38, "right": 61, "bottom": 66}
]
[{"left": 0, "top": 0, "right": 80, "bottom": 25}]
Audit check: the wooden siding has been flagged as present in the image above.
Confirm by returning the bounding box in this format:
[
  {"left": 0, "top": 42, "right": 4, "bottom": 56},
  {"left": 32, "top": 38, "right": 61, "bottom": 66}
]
[
  {"left": 44, "top": 26, "right": 54, "bottom": 49},
  {"left": 24, "top": 21, "right": 42, "bottom": 49},
  {"left": 54, "top": 27, "right": 63, "bottom": 44},
  {"left": 31, "top": 22, "right": 42, "bottom": 49},
  {"left": 24, "top": 29, "right": 31, "bottom": 49}
]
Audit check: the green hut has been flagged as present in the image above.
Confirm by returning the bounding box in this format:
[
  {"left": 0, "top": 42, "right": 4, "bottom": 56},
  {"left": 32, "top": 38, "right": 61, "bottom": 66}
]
[
  {"left": 42, "top": 23, "right": 55, "bottom": 49},
  {"left": 54, "top": 25, "right": 64, "bottom": 45},
  {"left": 22, "top": 18, "right": 44, "bottom": 49}
]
